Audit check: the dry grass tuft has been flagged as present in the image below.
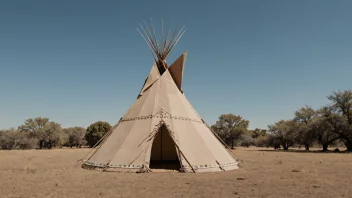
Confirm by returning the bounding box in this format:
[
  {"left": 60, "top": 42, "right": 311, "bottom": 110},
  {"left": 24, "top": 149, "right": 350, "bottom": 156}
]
[{"left": 24, "top": 166, "right": 37, "bottom": 174}]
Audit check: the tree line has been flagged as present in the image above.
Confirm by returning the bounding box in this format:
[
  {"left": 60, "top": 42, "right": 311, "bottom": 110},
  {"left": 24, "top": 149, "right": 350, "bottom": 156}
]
[
  {"left": 211, "top": 90, "right": 352, "bottom": 152},
  {"left": 1, "top": 90, "right": 351, "bottom": 152},
  {"left": 0, "top": 118, "right": 112, "bottom": 150},
  {"left": 267, "top": 90, "right": 352, "bottom": 151}
]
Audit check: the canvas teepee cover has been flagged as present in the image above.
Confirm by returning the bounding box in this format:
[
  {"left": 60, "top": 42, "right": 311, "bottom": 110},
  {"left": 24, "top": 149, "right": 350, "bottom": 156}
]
[{"left": 81, "top": 21, "right": 239, "bottom": 173}]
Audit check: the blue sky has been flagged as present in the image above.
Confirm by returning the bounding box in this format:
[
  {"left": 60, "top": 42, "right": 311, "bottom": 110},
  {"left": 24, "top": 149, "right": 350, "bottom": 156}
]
[{"left": 1, "top": 0, "right": 351, "bottom": 130}]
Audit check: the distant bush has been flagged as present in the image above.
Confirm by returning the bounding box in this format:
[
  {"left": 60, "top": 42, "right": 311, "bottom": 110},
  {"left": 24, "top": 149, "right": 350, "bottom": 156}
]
[
  {"left": 240, "top": 133, "right": 255, "bottom": 147},
  {"left": 64, "top": 127, "right": 87, "bottom": 148},
  {"left": 18, "top": 137, "right": 38, "bottom": 149},
  {"left": 266, "top": 134, "right": 281, "bottom": 149},
  {"left": 85, "top": 121, "right": 112, "bottom": 148},
  {"left": 0, "top": 128, "right": 34, "bottom": 150},
  {"left": 255, "top": 135, "right": 268, "bottom": 147}
]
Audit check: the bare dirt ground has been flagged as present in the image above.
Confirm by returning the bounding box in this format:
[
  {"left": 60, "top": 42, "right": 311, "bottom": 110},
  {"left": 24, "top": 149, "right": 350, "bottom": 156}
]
[{"left": 0, "top": 147, "right": 351, "bottom": 198}]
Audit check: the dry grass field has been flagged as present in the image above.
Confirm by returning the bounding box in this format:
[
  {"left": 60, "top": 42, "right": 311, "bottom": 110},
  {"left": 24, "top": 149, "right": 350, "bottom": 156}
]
[{"left": 0, "top": 147, "right": 351, "bottom": 198}]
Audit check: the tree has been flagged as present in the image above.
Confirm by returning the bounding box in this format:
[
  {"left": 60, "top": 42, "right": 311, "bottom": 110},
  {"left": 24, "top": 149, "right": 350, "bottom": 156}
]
[
  {"left": 64, "top": 127, "right": 86, "bottom": 148},
  {"left": 85, "top": 121, "right": 112, "bottom": 148},
  {"left": 268, "top": 120, "right": 298, "bottom": 150},
  {"left": 309, "top": 110, "right": 339, "bottom": 152},
  {"left": 294, "top": 105, "right": 316, "bottom": 150},
  {"left": 319, "top": 105, "right": 351, "bottom": 151},
  {"left": 0, "top": 130, "right": 5, "bottom": 149},
  {"left": 248, "top": 128, "right": 268, "bottom": 147},
  {"left": 39, "top": 121, "right": 63, "bottom": 149},
  {"left": 52, "top": 123, "right": 68, "bottom": 148},
  {"left": 326, "top": 90, "right": 352, "bottom": 151},
  {"left": 0, "top": 128, "right": 25, "bottom": 150},
  {"left": 18, "top": 117, "right": 65, "bottom": 149},
  {"left": 251, "top": 128, "right": 267, "bottom": 139},
  {"left": 211, "top": 114, "right": 249, "bottom": 149},
  {"left": 241, "top": 132, "right": 255, "bottom": 147},
  {"left": 266, "top": 134, "right": 281, "bottom": 149},
  {"left": 255, "top": 135, "right": 269, "bottom": 147},
  {"left": 18, "top": 117, "right": 49, "bottom": 149}
]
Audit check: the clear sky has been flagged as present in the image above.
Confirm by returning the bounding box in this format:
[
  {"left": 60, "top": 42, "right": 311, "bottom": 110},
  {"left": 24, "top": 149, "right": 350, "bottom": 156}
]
[{"left": 1, "top": 0, "right": 351, "bottom": 130}]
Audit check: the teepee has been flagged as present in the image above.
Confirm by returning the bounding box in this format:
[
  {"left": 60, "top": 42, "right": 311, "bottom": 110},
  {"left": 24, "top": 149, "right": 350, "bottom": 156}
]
[{"left": 81, "top": 20, "right": 239, "bottom": 173}]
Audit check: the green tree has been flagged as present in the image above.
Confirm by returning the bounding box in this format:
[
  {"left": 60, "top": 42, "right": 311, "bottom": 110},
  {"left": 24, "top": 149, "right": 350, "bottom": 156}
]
[
  {"left": 18, "top": 117, "right": 64, "bottom": 149},
  {"left": 266, "top": 134, "right": 281, "bottom": 149},
  {"left": 294, "top": 105, "right": 316, "bottom": 150},
  {"left": 310, "top": 109, "right": 339, "bottom": 151},
  {"left": 251, "top": 128, "right": 267, "bottom": 139},
  {"left": 37, "top": 121, "right": 64, "bottom": 149},
  {"left": 0, "top": 128, "right": 37, "bottom": 150},
  {"left": 268, "top": 120, "right": 298, "bottom": 150},
  {"left": 18, "top": 117, "right": 49, "bottom": 149},
  {"left": 64, "top": 127, "right": 86, "bottom": 148},
  {"left": 241, "top": 132, "right": 255, "bottom": 147},
  {"left": 85, "top": 121, "right": 112, "bottom": 147},
  {"left": 0, "top": 128, "right": 25, "bottom": 150},
  {"left": 326, "top": 90, "right": 352, "bottom": 151},
  {"left": 211, "top": 114, "right": 249, "bottom": 149},
  {"left": 255, "top": 135, "right": 269, "bottom": 147}
]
